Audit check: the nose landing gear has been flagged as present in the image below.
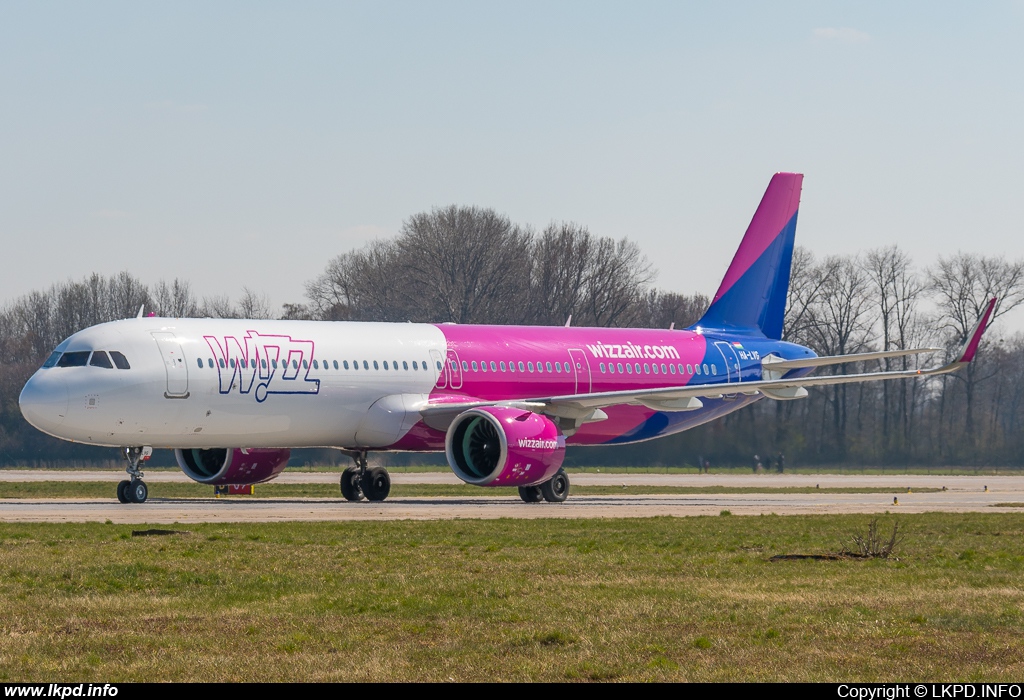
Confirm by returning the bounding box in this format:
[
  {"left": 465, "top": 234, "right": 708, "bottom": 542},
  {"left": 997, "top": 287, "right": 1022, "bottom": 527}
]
[{"left": 118, "top": 446, "right": 152, "bottom": 504}]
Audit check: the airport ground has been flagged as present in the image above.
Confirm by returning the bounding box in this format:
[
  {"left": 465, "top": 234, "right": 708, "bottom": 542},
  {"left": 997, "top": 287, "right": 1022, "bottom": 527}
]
[
  {"left": 0, "top": 470, "right": 1021, "bottom": 523},
  {"left": 2, "top": 469, "right": 1023, "bottom": 681}
]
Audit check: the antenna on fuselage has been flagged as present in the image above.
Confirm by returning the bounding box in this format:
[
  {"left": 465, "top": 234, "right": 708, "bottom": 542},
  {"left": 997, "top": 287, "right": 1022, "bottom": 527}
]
[
  {"left": 136, "top": 305, "right": 145, "bottom": 319},
  {"left": 669, "top": 322, "right": 675, "bottom": 330},
  {"left": 564, "top": 315, "right": 572, "bottom": 328}
]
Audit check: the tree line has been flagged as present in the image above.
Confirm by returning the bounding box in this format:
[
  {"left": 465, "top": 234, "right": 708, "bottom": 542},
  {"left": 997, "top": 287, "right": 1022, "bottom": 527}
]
[{"left": 1, "top": 205, "right": 1022, "bottom": 468}]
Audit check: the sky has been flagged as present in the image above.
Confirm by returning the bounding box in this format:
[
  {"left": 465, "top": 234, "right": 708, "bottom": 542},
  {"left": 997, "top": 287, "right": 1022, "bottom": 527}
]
[{"left": 2, "top": 2, "right": 1023, "bottom": 328}]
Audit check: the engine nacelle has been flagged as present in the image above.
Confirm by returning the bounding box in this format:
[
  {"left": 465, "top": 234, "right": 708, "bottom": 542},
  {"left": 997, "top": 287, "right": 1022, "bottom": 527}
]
[
  {"left": 174, "top": 448, "right": 290, "bottom": 485},
  {"left": 445, "top": 407, "right": 565, "bottom": 487}
]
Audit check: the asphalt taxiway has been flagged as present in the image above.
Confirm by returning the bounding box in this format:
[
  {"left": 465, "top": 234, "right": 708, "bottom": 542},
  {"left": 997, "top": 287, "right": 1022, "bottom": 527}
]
[{"left": 0, "top": 470, "right": 1020, "bottom": 523}]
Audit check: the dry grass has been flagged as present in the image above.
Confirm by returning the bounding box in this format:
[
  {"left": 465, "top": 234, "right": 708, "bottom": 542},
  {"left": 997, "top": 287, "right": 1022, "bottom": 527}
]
[{"left": 1, "top": 514, "right": 1023, "bottom": 681}]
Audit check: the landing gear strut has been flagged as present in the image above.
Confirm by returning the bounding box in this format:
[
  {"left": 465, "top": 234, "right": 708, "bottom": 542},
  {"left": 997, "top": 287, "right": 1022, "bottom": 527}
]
[
  {"left": 340, "top": 451, "right": 391, "bottom": 503},
  {"left": 118, "top": 446, "right": 151, "bottom": 504}
]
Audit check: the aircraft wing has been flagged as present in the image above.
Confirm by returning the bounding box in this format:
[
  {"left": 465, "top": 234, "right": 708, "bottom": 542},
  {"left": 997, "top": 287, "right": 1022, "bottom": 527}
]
[{"left": 420, "top": 299, "right": 995, "bottom": 427}]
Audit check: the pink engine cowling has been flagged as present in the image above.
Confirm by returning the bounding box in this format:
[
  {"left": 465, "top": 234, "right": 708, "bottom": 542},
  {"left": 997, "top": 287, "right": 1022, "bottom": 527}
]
[
  {"left": 174, "top": 448, "right": 291, "bottom": 485},
  {"left": 445, "top": 407, "right": 565, "bottom": 487}
]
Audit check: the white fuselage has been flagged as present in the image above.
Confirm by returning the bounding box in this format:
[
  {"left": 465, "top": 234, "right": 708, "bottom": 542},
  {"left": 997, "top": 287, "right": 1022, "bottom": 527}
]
[{"left": 20, "top": 318, "right": 447, "bottom": 448}]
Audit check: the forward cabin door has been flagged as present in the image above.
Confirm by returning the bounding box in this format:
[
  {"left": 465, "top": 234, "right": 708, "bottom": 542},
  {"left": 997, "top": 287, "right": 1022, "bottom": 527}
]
[
  {"left": 152, "top": 332, "right": 190, "bottom": 398},
  {"left": 568, "top": 349, "right": 592, "bottom": 394}
]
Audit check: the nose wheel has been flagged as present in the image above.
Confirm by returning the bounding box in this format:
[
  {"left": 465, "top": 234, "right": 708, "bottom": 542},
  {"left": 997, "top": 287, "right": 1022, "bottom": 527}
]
[{"left": 118, "top": 446, "right": 151, "bottom": 504}]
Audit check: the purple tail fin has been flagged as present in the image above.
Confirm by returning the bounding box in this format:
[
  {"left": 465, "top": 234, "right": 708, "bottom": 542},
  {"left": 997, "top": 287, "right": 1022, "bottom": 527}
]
[{"left": 692, "top": 173, "right": 803, "bottom": 339}]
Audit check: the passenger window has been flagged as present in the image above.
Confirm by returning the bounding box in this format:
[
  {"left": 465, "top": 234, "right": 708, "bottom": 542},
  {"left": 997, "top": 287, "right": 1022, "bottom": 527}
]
[
  {"left": 617, "top": 363, "right": 624, "bottom": 373},
  {"left": 518, "top": 361, "right": 525, "bottom": 372},
  {"left": 554, "top": 362, "right": 561, "bottom": 373},
  {"left": 90, "top": 351, "right": 113, "bottom": 369},
  {"left": 687, "top": 364, "right": 693, "bottom": 374},
  {"left": 472, "top": 361, "right": 478, "bottom": 371},
  {"left": 436, "top": 361, "right": 442, "bottom": 371},
  {"left": 625, "top": 363, "right": 632, "bottom": 374},
  {"left": 373, "top": 361, "right": 379, "bottom": 370},
  {"left": 600, "top": 363, "right": 606, "bottom": 373},
  {"left": 652, "top": 364, "right": 659, "bottom": 374},
  {"left": 343, "top": 361, "right": 349, "bottom": 369},
  {"left": 208, "top": 358, "right": 214, "bottom": 368},
  {"left": 220, "top": 358, "right": 227, "bottom": 369},
  {"left": 405, "top": 361, "right": 410, "bottom": 370},
  {"left": 332, "top": 360, "right": 338, "bottom": 370},
  {"left": 394, "top": 360, "right": 399, "bottom": 370},
  {"left": 490, "top": 361, "right": 496, "bottom": 372},
  {"left": 313, "top": 360, "right": 319, "bottom": 369},
  {"left": 661, "top": 364, "right": 667, "bottom": 374},
  {"left": 564, "top": 362, "right": 570, "bottom": 372},
  {"left": 634, "top": 363, "right": 641, "bottom": 374},
  {"left": 644, "top": 364, "right": 650, "bottom": 374},
  {"left": 500, "top": 361, "right": 506, "bottom": 372},
  {"left": 703, "top": 364, "right": 709, "bottom": 375},
  {"left": 527, "top": 362, "right": 534, "bottom": 371},
  {"left": 423, "top": 361, "right": 429, "bottom": 371},
  {"left": 272, "top": 359, "right": 278, "bottom": 368},
  {"left": 383, "top": 361, "right": 389, "bottom": 370},
  {"left": 261, "top": 359, "right": 267, "bottom": 369},
  {"left": 110, "top": 351, "right": 131, "bottom": 370},
  {"left": 461, "top": 361, "right": 468, "bottom": 371},
  {"left": 250, "top": 359, "right": 256, "bottom": 369},
  {"left": 196, "top": 358, "right": 203, "bottom": 369},
  {"left": 545, "top": 362, "right": 552, "bottom": 372},
  {"left": 695, "top": 365, "right": 701, "bottom": 375},
  {"left": 712, "top": 365, "right": 717, "bottom": 375},
  {"left": 670, "top": 364, "right": 677, "bottom": 374}
]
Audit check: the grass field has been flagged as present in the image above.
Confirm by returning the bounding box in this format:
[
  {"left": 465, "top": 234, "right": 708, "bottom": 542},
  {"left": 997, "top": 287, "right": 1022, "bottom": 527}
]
[
  {"left": 1, "top": 513, "right": 1023, "bottom": 681},
  {"left": 0, "top": 481, "right": 942, "bottom": 499}
]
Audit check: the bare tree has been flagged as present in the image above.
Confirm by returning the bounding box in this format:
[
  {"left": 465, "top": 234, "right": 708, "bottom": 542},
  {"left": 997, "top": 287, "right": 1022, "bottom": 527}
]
[{"left": 237, "top": 287, "right": 274, "bottom": 320}]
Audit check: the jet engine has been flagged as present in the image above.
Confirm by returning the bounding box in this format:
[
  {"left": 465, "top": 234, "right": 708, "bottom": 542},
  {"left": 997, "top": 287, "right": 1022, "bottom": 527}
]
[
  {"left": 174, "top": 448, "right": 290, "bottom": 485},
  {"left": 445, "top": 407, "right": 565, "bottom": 487}
]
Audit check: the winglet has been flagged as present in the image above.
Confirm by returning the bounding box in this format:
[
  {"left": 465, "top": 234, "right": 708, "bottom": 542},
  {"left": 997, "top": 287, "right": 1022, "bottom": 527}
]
[
  {"left": 955, "top": 298, "right": 996, "bottom": 364},
  {"left": 136, "top": 305, "right": 145, "bottom": 319}
]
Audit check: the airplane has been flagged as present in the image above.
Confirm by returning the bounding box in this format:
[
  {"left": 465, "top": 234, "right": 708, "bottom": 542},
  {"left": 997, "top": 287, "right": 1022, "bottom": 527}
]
[{"left": 17, "top": 173, "right": 995, "bottom": 505}]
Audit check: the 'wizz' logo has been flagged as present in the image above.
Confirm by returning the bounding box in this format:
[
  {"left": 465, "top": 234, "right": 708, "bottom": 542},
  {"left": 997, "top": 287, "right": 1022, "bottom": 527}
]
[{"left": 204, "top": 331, "right": 320, "bottom": 403}]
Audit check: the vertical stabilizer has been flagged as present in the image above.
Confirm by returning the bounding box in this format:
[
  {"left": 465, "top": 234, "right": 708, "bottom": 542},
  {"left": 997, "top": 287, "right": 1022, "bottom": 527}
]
[{"left": 692, "top": 172, "right": 803, "bottom": 339}]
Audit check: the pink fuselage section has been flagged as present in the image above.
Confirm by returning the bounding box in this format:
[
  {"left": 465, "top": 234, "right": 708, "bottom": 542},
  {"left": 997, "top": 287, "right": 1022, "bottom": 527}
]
[{"left": 389, "top": 324, "right": 789, "bottom": 451}]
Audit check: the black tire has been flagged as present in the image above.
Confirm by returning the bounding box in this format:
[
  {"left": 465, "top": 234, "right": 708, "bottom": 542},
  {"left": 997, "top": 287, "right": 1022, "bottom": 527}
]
[
  {"left": 540, "top": 469, "right": 570, "bottom": 503},
  {"left": 116, "top": 480, "right": 130, "bottom": 504},
  {"left": 127, "top": 480, "right": 148, "bottom": 504},
  {"left": 361, "top": 467, "right": 391, "bottom": 502},
  {"left": 518, "top": 485, "right": 543, "bottom": 503},
  {"left": 340, "top": 466, "right": 363, "bottom": 501}
]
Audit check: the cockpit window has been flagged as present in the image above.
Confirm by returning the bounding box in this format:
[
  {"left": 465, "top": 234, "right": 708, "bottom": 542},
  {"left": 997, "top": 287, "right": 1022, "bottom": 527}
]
[
  {"left": 89, "top": 351, "right": 113, "bottom": 369},
  {"left": 109, "top": 351, "right": 131, "bottom": 370},
  {"left": 42, "top": 351, "right": 62, "bottom": 368},
  {"left": 57, "top": 351, "right": 90, "bottom": 367}
]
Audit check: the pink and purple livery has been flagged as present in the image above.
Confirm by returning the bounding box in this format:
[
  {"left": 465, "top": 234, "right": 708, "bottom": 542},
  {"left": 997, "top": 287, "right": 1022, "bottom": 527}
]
[{"left": 18, "top": 174, "right": 994, "bottom": 504}]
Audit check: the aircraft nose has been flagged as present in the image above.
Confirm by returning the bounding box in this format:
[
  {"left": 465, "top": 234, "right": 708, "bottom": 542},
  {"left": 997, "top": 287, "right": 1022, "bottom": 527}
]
[{"left": 19, "top": 372, "right": 69, "bottom": 434}]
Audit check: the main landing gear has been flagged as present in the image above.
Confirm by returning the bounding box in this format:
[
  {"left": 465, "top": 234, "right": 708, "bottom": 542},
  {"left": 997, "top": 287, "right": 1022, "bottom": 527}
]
[
  {"left": 518, "top": 468, "right": 570, "bottom": 504},
  {"left": 117, "top": 446, "right": 152, "bottom": 504},
  {"left": 340, "top": 451, "right": 391, "bottom": 503}
]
